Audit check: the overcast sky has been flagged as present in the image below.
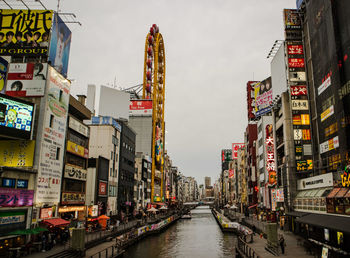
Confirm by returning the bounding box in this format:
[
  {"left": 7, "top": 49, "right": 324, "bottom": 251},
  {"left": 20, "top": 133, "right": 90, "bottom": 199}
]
[{"left": 39, "top": 0, "right": 297, "bottom": 185}]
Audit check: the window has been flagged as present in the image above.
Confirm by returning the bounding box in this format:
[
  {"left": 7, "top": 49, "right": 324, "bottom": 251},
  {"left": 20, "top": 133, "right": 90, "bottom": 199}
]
[
  {"left": 49, "top": 115, "right": 54, "bottom": 128},
  {"left": 111, "top": 151, "right": 114, "bottom": 160},
  {"left": 56, "top": 147, "right": 60, "bottom": 160}
]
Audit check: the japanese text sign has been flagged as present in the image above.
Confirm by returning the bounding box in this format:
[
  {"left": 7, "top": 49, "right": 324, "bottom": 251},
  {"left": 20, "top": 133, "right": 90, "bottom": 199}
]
[{"left": 0, "top": 188, "right": 33, "bottom": 207}]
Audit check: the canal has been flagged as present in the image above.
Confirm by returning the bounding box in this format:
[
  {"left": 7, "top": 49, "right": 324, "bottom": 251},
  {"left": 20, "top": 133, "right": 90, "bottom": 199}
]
[{"left": 124, "top": 206, "right": 237, "bottom": 258}]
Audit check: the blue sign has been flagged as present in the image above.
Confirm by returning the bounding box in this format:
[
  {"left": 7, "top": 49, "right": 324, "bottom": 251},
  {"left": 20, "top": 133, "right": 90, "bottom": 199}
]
[
  {"left": 17, "top": 180, "right": 28, "bottom": 189},
  {"left": 90, "top": 116, "right": 122, "bottom": 132},
  {"left": 296, "top": 0, "right": 304, "bottom": 9},
  {"left": 2, "top": 178, "right": 16, "bottom": 188},
  {"left": 48, "top": 13, "right": 72, "bottom": 78}
]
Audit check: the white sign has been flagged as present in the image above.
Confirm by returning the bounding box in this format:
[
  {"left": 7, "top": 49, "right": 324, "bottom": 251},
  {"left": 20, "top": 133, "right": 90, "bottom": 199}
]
[
  {"left": 320, "top": 136, "right": 339, "bottom": 154},
  {"left": 64, "top": 164, "right": 87, "bottom": 181},
  {"left": 36, "top": 66, "right": 70, "bottom": 204},
  {"left": 292, "top": 100, "right": 309, "bottom": 110},
  {"left": 69, "top": 116, "right": 89, "bottom": 137},
  {"left": 297, "top": 172, "right": 333, "bottom": 190},
  {"left": 318, "top": 77, "right": 331, "bottom": 95},
  {"left": 289, "top": 71, "right": 306, "bottom": 82},
  {"left": 0, "top": 215, "right": 25, "bottom": 225}
]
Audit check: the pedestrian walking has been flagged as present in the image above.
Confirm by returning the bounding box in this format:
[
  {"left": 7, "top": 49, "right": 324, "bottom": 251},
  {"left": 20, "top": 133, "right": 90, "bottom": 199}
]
[{"left": 279, "top": 234, "right": 286, "bottom": 254}]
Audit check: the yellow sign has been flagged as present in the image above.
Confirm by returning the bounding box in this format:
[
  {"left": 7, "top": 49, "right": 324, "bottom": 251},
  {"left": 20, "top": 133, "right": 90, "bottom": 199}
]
[
  {"left": 320, "top": 105, "right": 334, "bottom": 122},
  {"left": 0, "top": 140, "right": 35, "bottom": 167},
  {"left": 58, "top": 206, "right": 85, "bottom": 213},
  {"left": 0, "top": 9, "right": 53, "bottom": 56},
  {"left": 66, "top": 140, "right": 88, "bottom": 158}
]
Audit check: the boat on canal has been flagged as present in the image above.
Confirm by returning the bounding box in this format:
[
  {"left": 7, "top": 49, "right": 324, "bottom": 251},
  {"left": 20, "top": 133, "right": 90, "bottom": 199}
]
[{"left": 181, "top": 211, "right": 192, "bottom": 219}]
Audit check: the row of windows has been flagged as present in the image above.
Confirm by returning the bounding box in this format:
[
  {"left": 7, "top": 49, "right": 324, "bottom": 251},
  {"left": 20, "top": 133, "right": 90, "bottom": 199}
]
[
  {"left": 109, "top": 185, "right": 117, "bottom": 197},
  {"left": 122, "top": 142, "right": 135, "bottom": 153}
]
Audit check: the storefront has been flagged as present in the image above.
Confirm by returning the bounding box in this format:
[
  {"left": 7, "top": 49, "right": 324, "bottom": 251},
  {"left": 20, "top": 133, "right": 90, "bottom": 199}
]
[
  {"left": 326, "top": 188, "right": 350, "bottom": 215},
  {"left": 58, "top": 206, "right": 86, "bottom": 228}
]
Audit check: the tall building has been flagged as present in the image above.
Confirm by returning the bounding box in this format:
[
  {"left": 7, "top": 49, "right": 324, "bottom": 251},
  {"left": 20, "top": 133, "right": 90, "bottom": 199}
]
[
  {"left": 60, "top": 95, "right": 91, "bottom": 225},
  {"left": 205, "top": 177, "right": 211, "bottom": 188}
]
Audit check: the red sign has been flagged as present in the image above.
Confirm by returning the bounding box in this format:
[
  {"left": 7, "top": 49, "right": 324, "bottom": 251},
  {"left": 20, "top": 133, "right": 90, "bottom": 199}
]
[
  {"left": 129, "top": 100, "right": 153, "bottom": 115},
  {"left": 288, "top": 58, "right": 305, "bottom": 68},
  {"left": 229, "top": 169, "right": 234, "bottom": 178},
  {"left": 40, "top": 208, "right": 53, "bottom": 219},
  {"left": 99, "top": 181, "right": 107, "bottom": 196},
  {"left": 232, "top": 143, "right": 245, "bottom": 159},
  {"left": 0, "top": 188, "right": 34, "bottom": 207},
  {"left": 287, "top": 45, "right": 303, "bottom": 55},
  {"left": 291, "top": 85, "right": 307, "bottom": 96}
]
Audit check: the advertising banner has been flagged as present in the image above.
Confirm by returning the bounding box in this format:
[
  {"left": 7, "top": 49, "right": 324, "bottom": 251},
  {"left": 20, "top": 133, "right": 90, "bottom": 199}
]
[
  {"left": 64, "top": 164, "right": 87, "bottom": 181},
  {"left": 48, "top": 13, "right": 72, "bottom": 78},
  {"left": 36, "top": 66, "right": 70, "bottom": 204},
  {"left": 291, "top": 99, "right": 309, "bottom": 110},
  {"left": 232, "top": 143, "right": 245, "bottom": 160},
  {"left": 129, "top": 100, "right": 153, "bottom": 116},
  {"left": 69, "top": 116, "right": 89, "bottom": 137},
  {"left": 288, "top": 58, "right": 305, "bottom": 68},
  {"left": 40, "top": 207, "right": 53, "bottom": 219},
  {"left": 87, "top": 116, "right": 122, "bottom": 132},
  {"left": 229, "top": 169, "right": 234, "bottom": 178},
  {"left": 0, "top": 140, "right": 35, "bottom": 167},
  {"left": 318, "top": 76, "right": 331, "bottom": 96},
  {"left": 0, "top": 213, "right": 25, "bottom": 225},
  {"left": 0, "top": 9, "right": 53, "bottom": 56},
  {"left": 0, "top": 188, "right": 34, "bottom": 207},
  {"left": 276, "top": 189, "right": 284, "bottom": 202},
  {"left": 296, "top": 160, "right": 313, "bottom": 171},
  {"left": 290, "top": 85, "right": 307, "bottom": 96},
  {"left": 265, "top": 125, "right": 276, "bottom": 186},
  {"left": 287, "top": 44, "right": 303, "bottom": 55},
  {"left": 61, "top": 192, "right": 85, "bottom": 205},
  {"left": 66, "top": 140, "right": 88, "bottom": 158},
  {"left": 254, "top": 77, "right": 272, "bottom": 116},
  {"left": 320, "top": 136, "right": 339, "bottom": 154},
  {"left": 6, "top": 63, "right": 47, "bottom": 97},
  {"left": 0, "top": 57, "right": 8, "bottom": 94},
  {"left": 297, "top": 172, "right": 333, "bottom": 190},
  {"left": 99, "top": 181, "right": 107, "bottom": 196},
  {"left": 0, "top": 93, "right": 34, "bottom": 139},
  {"left": 320, "top": 105, "right": 334, "bottom": 122},
  {"left": 271, "top": 189, "right": 277, "bottom": 211},
  {"left": 284, "top": 9, "right": 301, "bottom": 30},
  {"left": 221, "top": 149, "right": 233, "bottom": 162}
]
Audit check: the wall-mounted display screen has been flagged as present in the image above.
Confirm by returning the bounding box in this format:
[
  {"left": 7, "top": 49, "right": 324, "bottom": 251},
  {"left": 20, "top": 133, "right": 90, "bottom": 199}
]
[{"left": 0, "top": 93, "right": 34, "bottom": 139}]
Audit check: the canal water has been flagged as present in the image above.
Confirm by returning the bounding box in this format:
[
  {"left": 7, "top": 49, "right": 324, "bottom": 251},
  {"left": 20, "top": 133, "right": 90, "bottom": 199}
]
[{"left": 124, "top": 206, "right": 237, "bottom": 258}]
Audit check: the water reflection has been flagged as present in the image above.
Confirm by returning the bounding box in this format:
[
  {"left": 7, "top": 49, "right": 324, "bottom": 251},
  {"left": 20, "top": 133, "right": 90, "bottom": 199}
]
[{"left": 124, "top": 206, "right": 236, "bottom": 258}]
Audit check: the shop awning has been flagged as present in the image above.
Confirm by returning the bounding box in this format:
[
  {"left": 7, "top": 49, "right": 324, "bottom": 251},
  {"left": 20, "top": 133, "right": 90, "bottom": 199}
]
[
  {"left": 248, "top": 204, "right": 258, "bottom": 209},
  {"left": 334, "top": 188, "right": 349, "bottom": 198},
  {"left": 345, "top": 190, "right": 350, "bottom": 198},
  {"left": 296, "top": 213, "right": 350, "bottom": 233},
  {"left": 314, "top": 188, "right": 332, "bottom": 197},
  {"left": 327, "top": 188, "right": 341, "bottom": 198},
  {"left": 43, "top": 218, "right": 70, "bottom": 227}
]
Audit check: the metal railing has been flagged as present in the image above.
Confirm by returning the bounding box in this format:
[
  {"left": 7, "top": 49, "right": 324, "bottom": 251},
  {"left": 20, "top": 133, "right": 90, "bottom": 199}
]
[
  {"left": 89, "top": 245, "right": 121, "bottom": 258},
  {"left": 237, "top": 236, "right": 261, "bottom": 258}
]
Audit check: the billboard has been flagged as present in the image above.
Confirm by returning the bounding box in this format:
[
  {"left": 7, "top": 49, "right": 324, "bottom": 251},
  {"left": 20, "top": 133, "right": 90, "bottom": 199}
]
[
  {"left": 129, "top": 100, "right": 153, "bottom": 116},
  {"left": 6, "top": 63, "right": 48, "bottom": 97},
  {"left": 254, "top": 77, "right": 272, "bottom": 116},
  {"left": 36, "top": 66, "right": 70, "bottom": 204},
  {"left": 284, "top": 9, "right": 301, "bottom": 30},
  {"left": 0, "top": 9, "right": 53, "bottom": 56},
  {"left": 0, "top": 188, "right": 33, "bottom": 207},
  {"left": 232, "top": 143, "right": 245, "bottom": 159},
  {"left": 66, "top": 140, "right": 88, "bottom": 158},
  {"left": 48, "top": 13, "right": 72, "bottom": 78},
  {"left": 221, "top": 149, "right": 232, "bottom": 163},
  {"left": 98, "top": 86, "right": 130, "bottom": 121},
  {"left": 247, "top": 81, "right": 258, "bottom": 120},
  {"left": 86, "top": 116, "right": 122, "bottom": 132},
  {"left": 265, "top": 125, "right": 276, "bottom": 186},
  {"left": 0, "top": 93, "right": 34, "bottom": 139},
  {"left": 0, "top": 140, "right": 35, "bottom": 167},
  {"left": 0, "top": 57, "right": 8, "bottom": 94}
]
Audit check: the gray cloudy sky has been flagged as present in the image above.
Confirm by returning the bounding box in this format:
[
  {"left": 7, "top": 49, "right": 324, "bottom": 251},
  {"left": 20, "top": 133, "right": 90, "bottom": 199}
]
[{"left": 40, "top": 0, "right": 296, "bottom": 185}]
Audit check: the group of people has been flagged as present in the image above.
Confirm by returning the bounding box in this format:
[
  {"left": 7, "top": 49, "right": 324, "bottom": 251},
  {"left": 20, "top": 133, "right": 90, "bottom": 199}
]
[
  {"left": 0, "top": 30, "right": 49, "bottom": 48},
  {"left": 36, "top": 229, "right": 70, "bottom": 253}
]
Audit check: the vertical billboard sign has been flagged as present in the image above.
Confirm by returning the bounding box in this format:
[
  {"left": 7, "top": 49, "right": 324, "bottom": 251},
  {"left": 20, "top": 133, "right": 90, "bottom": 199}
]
[
  {"left": 247, "top": 81, "right": 258, "bottom": 120},
  {"left": 232, "top": 143, "right": 245, "bottom": 160},
  {"left": 265, "top": 125, "right": 276, "bottom": 186},
  {"left": 0, "top": 9, "right": 53, "bottom": 56},
  {"left": 35, "top": 66, "right": 70, "bottom": 204},
  {"left": 0, "top": 57, "right": 8, "bottom": 94},
  {"left": 254, "top": 77, "right": 273, "bottom": 117},
  {"left": 48, "top": 13, "right": 72, "bottom": 78},
  {"left": 284, "top": 9, "right": 313, "bottom": 172}
]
